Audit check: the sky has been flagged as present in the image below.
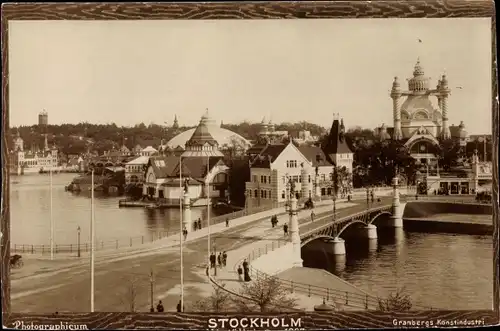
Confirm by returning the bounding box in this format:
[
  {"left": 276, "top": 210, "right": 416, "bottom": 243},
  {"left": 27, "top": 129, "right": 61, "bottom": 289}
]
[{"left": 9, "top": 18, "right": 492, "bottom": 134}]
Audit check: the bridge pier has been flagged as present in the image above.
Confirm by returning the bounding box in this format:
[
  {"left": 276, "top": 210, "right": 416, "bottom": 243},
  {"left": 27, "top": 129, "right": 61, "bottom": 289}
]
[
  {"left": 289, "top": 194, "right": 304, "bottom": 267},
  {"left": 182, "top": 192, "right": 192, "bottom": 232},
  {"left": 390, "top": 176, "right": 403, "bottom": 228},
  {"left": 368, "top": 238, "right": 378, "bottom": 252},
  {"left": 329, "top": 237, "right": 346, "bottom": 255},
  {"left": 362, "top": 224, "right": 378, "bottom": 239}
]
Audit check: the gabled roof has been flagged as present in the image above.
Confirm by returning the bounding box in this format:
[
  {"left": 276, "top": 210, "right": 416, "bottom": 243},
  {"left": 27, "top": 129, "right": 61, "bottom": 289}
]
[
  {"left": 126, "top": 155, "right": 150, "bottom": 165},
  {"left": 146, "top": 156, "right": 178, "bottom": 179},
  {"left": 185, "top": 122, "right": 218, "bottom": 147},
  {"left": 297, "top": 146, "right": 333, "bottom": 167},
  {"left": 323, "top": 118, "right": 353, "bottom": 160},
  {"left": 142, "top": 146, "right": 158, "bottom": 152},
  {"left": 251, "top": 144, "right": 287, "bottom": 168},
  {"left": 171, "top": 156, "right": 225, "bottom": 181}
]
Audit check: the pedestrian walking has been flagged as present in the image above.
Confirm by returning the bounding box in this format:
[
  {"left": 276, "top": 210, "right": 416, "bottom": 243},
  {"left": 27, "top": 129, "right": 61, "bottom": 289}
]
[
  {"left": 210, "top": 252, "right": 216, "bottom": 269},
  {"left": 157, "top": 300, "right": 164, "bottom": 312},
  {"left": 237, "top": 265, "right": 243, "bottom": 281},
  {"left": 311, "top": 210, "right": 315, "bottom": 222},
  {"left": 217, "top": 253, "right": 222, "bottom": 268},
  {"left": 222, "top": 251, "right": 227, "bottom": 267},
  {"left": 283, "top": 223, "right": 288, "bottom": 237},
  {"left": 206, "top": 266, "right": 209, "bottom": 277},
  {"left": 182, "top": 227, "right": 188, "bottom": 241},
  {"left": 176, "top": 299, "right": 184, "bottom": 312},
  {"left": 270, "top": 215, "right": 275, "bottom": 228},
  {"left": 197, "top": 218, "right": 202, "bottom": 230},
  {"left": 225, "top": 218, "right": 229, "bottom": 227}
]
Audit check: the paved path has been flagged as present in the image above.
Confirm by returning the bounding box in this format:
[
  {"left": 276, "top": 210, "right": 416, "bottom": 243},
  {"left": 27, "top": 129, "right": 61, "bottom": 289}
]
[{"left": 12, "top": 198, "right": 373, "bottom": 313}]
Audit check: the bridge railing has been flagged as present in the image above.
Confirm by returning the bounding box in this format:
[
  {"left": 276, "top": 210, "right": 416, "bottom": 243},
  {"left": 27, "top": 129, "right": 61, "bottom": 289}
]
[
  {"left": 240, "top": 238, "right": 434, "bottom": 311},
  {"left": 300, "top": 204, "right": 392, "bottom": 240},
  {"left": 11, "top": 199, "right": 293, "bottom": 255}
]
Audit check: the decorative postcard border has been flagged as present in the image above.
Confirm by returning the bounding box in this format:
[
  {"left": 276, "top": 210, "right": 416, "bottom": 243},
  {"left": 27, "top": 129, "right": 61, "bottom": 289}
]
[{"left": 1, "top": 1, "right": 498, "bottom": 329}]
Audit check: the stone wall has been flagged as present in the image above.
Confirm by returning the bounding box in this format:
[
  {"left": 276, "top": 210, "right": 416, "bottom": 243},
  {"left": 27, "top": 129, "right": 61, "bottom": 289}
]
[{"left": 250, "top": 243, "right": 296, "bottom": 276}]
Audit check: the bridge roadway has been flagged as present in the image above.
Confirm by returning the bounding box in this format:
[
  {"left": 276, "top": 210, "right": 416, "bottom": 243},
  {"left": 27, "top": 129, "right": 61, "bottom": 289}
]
[{"left": 11, "top": 195, "right": 477, "bottom": 312}]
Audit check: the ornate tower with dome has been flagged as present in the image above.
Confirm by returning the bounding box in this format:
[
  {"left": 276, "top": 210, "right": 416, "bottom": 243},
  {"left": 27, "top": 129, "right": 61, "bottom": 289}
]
[{"left": 377, "top": 59, "right": 469, "bottom": 165}]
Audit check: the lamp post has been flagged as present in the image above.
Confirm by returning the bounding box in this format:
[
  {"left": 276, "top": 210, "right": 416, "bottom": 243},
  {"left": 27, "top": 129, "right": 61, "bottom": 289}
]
[
  {"left": 178, "top": 155, "right": 184, "bottom": 312},
  {"left": 77, "top": 226, "right": 81, "bottom": 258},
  {"left": 90, "top": 167, "right": 95, "bottom": 312},
  {"left": 332, "top": 168, "right": 338, "bottom": 235},
  {"left": 213, "top": 238, "right": 217, "bottom": 276}
]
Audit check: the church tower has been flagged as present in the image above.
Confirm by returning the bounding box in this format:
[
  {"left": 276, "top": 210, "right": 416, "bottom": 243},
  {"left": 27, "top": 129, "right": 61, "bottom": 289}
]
[{"left": 172, "top": 115, "right": 179, "bottom": 130}]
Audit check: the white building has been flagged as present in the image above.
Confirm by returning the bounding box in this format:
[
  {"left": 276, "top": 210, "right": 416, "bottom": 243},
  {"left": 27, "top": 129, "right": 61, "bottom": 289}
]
[
  {"left": 140, "top": 146, "right": 158, "bottom": 156},
  {"left": 142, "top": 115, "right": 230, "bottom": 205},
  {"left": 10, "top": 132, "right": 59, "bottom": 175},
  {"left": 166, "top": 110, "right": 252, "bottom": 153},
  {"left": 125, "top": 155, "right": 150, "bottom": 185},
  {"left": 245, "top": 115, "right": 353, "bottom": 209}
]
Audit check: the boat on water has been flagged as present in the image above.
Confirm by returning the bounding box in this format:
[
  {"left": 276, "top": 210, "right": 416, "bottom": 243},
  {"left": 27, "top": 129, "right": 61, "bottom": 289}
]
[{"left": 145, "top": 203, "right": 160, "bottom": 210}]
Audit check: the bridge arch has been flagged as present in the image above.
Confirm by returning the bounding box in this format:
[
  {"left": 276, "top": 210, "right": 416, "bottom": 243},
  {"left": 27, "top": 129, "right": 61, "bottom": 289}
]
[
  {"left": 336, "top": 220, "right": 368, "bottom": 237},
  {"left": 368, "top": 211, "right": 393, "bottom": 225},
  {"left": 301, "top": 234, "right": 336, "bottom": 247}
]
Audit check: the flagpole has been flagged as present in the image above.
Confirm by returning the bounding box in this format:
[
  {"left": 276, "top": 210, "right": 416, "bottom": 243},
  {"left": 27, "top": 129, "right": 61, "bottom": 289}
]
[
  {"left": 50, "top": 167, "right": 54, "bottom": 261},
  {"left": 90, "top": 168, "right": 95, "bottom": 312},
  {"left": 179, "top": 156, "right": 184, "bottom": 312},
  {"left": 207, "top": 154, "right": 211, "bottom": 278}
]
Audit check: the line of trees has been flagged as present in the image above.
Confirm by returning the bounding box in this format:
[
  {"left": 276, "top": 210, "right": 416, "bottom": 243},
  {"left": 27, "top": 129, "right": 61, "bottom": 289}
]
[{"left": 8, "top": 121, "right": 326, "bottom": 156}]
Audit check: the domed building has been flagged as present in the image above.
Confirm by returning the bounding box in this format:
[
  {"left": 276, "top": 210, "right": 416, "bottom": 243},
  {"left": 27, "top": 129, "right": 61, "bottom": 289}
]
[
  {"left": 375, "top": 59, "right": 469, "bottom": 164},
  {"left": 165, "top": 110, "right": 252, "bottom": 153}
]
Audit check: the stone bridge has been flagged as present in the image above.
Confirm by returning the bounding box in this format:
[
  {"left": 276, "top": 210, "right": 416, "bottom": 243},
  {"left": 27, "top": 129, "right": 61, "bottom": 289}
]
[
  {"left": 300, "top": 204, "right": 397, "bottom": 254},
  {"left": 299, "top": 196, "right": 491, "bottom": 255}
]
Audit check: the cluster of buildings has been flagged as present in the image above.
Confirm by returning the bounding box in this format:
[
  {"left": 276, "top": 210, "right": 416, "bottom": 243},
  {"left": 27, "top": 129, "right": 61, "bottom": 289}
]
[
  {"left": 10, "top": 59, "right": 492, "bottom": 203},
  {"left": 9, "top": 110, "right": 59, "bottom": 175}
]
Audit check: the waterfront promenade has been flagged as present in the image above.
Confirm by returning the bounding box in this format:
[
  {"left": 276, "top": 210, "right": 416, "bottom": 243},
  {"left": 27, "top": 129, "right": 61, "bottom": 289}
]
[
  {"left": 11, "top": 193, "right": 486, "bottom": 312},
  {"left": 12, "top": 197, "right": 379, "bottom": 312}
]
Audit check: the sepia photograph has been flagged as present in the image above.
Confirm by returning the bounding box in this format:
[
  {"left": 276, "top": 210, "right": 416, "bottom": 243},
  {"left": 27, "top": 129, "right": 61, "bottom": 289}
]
[{"left": 1, "top": 2, "right": 498, "bottom": 330}]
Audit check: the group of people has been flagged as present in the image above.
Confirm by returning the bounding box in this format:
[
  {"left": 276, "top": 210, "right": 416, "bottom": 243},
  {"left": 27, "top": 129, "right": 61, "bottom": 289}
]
[
  {"left": 192, "top": 218, "right": 203, "bottom": 231},
  {"left": 152, "top": 299, "right": 185, "bottom": 313},
  {"left": 209, "top": 251, "right": 227, "bottom": 269},
  {"left": 237, "top": 259, "right": 252, "bottom": 282}
]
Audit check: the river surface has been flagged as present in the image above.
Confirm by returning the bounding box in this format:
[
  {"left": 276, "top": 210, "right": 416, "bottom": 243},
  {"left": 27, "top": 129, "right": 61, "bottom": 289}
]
[
  {"left": 302, "top": 227, "right": 493, "bottom": 310},
  {"left": 10, "top": 174, "right": 228, "bottom": 246}
]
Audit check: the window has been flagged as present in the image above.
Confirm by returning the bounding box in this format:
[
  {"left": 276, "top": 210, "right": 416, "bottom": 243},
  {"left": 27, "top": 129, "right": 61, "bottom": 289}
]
[
  {"left": 263, "top": 191, "right": 267, "bottom": 199},
  {"left": 261, "top": 190, "right": 265, "bottom": 198},
  {"left": 282, "top": 191, "right": 285, "bottom": 199},
  {"left": 254, "top": 189, "right": 258, "bottom": 198},
  {"left": 268, "top": 176, "right": 271, "bottom": 184},
  {"left": 269, "top": 190, "right": 272, "bottom": 199},
  {"left": 286, "top": 161, "right": 290, "bottom": 168},
  {"left": 282, "top": 176, "right": 286, "bottom": 184},
  {"left": 321, "top": 174, "right": 326, "bottom": 181},
  {"left": 253, "top": 175, "right": 257, "bottom": 182},
  {"left": 308, "top": 175, "right": 311, "bottom": 183},
  {"left": 293, "top": 175, "right": 299, "bottom": 182},
  {"left": 298, "top": 176, "right": 302, "bottom": 183}
]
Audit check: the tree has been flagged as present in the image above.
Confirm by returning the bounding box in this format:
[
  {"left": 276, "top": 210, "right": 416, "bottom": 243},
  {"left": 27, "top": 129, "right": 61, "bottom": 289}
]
[
  {"left": 377, "top": 287, "right": 413, "bottom": 312},
  {"left": 189, "top": 283, "right": 233, "bottom": 312},
  {"left": 232, "top": 275, "right": 298, "bottom": 312},
  {"left": 120, "top": 275, "right": 141, "bottom": 312},
  {"left": 438, "top": 138, "right": 461, "bottom": 171}
]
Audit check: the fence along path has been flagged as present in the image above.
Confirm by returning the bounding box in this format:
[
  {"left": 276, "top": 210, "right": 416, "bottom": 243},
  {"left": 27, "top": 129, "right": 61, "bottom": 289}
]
[
  {"left": 11, "top": 201, "right": 289, "bottom": 255},
  {"left": 240, "top": 239, "right": 434, "bottom": 311}
]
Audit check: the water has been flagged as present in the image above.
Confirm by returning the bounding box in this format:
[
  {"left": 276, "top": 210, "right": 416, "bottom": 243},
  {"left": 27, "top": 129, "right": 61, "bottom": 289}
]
[
  {"left": 302, "top": 228, "right": 493, "bottom": 310},
  {"left": 10, "top": 174, "right": 227, "bottom": 246}
]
